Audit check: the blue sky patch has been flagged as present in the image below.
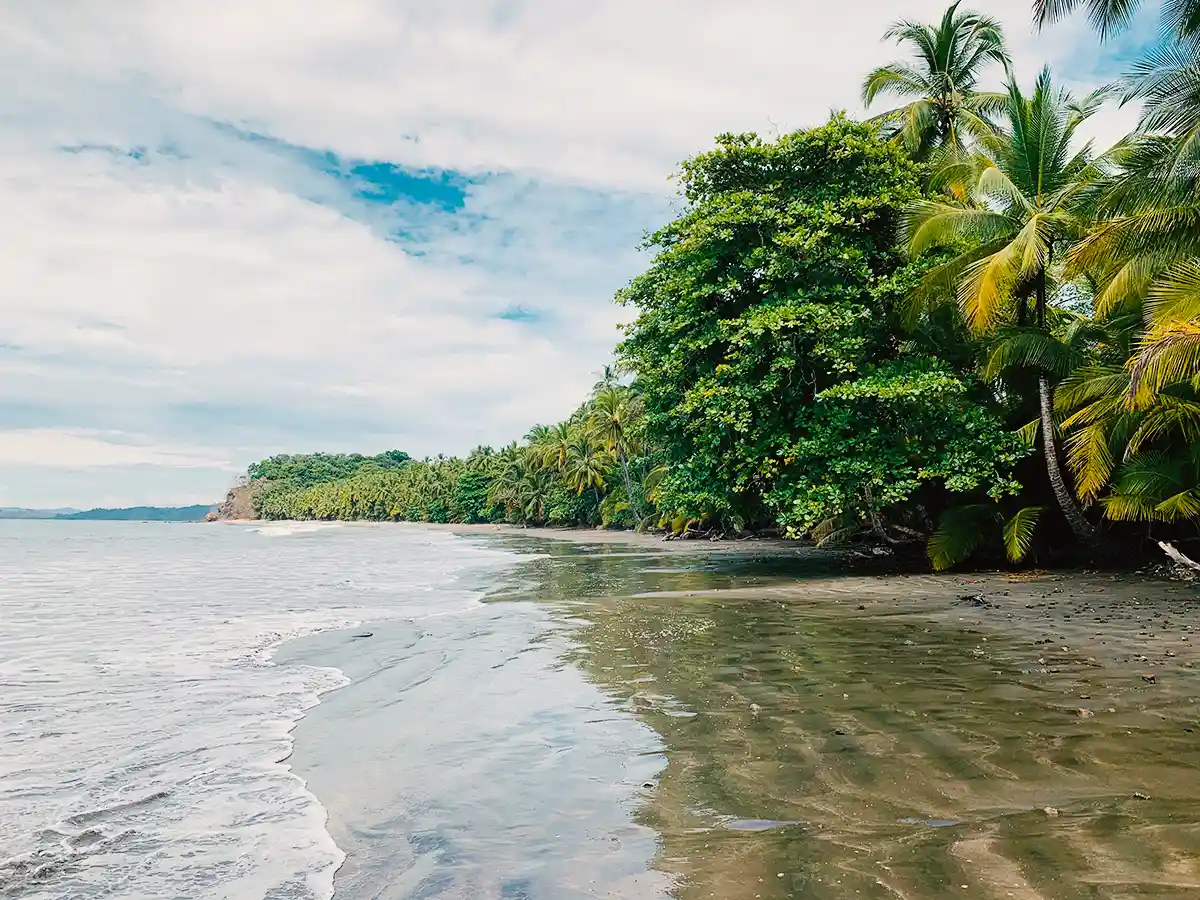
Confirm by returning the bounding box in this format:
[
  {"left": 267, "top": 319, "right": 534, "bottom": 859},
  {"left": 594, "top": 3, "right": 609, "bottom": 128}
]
[
  {"left": 496, "top": 305, "right": 543, "bottom": 323},
  {"left": 219, "top": 123, "right": 471, "bottom": 211}
]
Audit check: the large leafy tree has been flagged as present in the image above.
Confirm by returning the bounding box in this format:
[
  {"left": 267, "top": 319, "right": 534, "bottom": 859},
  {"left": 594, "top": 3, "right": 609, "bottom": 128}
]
[
  {"left": 862, "top": 1, "right": 1009, "bottom": 157},
  {"left": 903, "top": 66, "right": 1107, "bottom": 542},
  {"left": 618, "top": 116, "right": 1023, "bottom": 538}
]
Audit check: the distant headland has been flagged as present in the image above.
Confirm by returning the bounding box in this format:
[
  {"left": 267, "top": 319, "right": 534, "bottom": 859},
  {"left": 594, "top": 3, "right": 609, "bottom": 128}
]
[{"left": 0, "top": 505, "right": 217, "bottom": 522}]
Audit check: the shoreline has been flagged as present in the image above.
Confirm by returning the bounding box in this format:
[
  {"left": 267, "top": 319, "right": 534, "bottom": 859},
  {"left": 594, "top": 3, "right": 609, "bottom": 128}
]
[
  {"left": 245, "top": 519, "right": 1200, "bottom": 673},
  {"left": 275, "top": 526, "right": 1200, "bottom": 898},
  {"left": 220, "top": 519, "right": 814, "bottom": 553}
]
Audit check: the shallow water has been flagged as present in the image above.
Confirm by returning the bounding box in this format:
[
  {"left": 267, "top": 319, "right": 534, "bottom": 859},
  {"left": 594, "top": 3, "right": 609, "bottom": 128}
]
[
  {"left": 0, "top": 521, "right": 514, "bottom": 899},
  {"left": 286, "top": 535, "right": 1200, "bottom": 900},
  {"left": 4, "top": 524, "right": 1199, "bottom": 899}
]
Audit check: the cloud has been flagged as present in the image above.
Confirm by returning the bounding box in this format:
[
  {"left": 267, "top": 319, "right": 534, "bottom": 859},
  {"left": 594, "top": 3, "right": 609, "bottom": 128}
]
[
  {"left": 0, "top": 429, "right": 232, "bottom": 469},
  {"left": 0, "top": 0, "right": 1143, "bottom": 506},
  {"left": 5, "top": 1, "right": 1144, "bottom": 187}
]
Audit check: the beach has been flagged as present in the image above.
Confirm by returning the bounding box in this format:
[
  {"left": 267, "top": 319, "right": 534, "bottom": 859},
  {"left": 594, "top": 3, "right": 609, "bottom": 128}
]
[{"left": 276, "top": 525, "right": 1200, "bottom": 899}]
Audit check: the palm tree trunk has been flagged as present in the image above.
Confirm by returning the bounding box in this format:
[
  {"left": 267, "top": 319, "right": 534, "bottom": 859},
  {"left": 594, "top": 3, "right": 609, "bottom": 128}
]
[
  {"left": 617, "top": 449, "right": 641, "bottom": 516},
  {"left": 1038, "top": 376, "right": 1095, "bottom": 542},
  {"left": 1034, "top": 265, "right": 1095, "bottom": 544}
]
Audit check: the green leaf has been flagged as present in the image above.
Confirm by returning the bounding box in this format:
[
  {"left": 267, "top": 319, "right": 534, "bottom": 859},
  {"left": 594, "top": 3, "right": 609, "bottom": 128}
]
[
  {"left": 928, "top": 504, "right": 1001, "bottom": 571},
  {"left": 1002, "top": 506, "right": 1043, "bottom": 563}
]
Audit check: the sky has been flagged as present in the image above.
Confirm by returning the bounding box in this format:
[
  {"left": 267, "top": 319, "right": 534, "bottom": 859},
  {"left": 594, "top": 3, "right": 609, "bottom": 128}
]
[{"left": 0, "top": 0, "right": 1161, "bottom": 508}]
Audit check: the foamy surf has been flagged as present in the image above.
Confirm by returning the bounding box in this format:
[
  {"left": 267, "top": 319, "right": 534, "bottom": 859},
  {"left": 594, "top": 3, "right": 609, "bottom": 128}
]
[
  {"left": 0, "top": 521, "right": 520, "bottom": 899},
  {"left": 250, "top": 521, "right": 347, "bottom": 537}
]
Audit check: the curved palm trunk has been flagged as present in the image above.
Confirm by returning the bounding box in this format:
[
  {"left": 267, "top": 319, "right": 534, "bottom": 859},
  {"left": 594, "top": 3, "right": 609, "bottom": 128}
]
[
  {"left": 1034, "top": 267, "right": 1095, "bottom": 544},
  {"left": 1038, "top": 378, "right": 1096, "bottom": 543}
]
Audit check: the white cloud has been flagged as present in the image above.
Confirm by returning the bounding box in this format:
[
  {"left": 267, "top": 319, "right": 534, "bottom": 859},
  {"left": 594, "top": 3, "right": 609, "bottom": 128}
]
[
  {"left": 0, "top": 0, "right": 1143, "bottom": 506},
  {"left": 5, "top": 1, "right": 1136, "bottom": 189},
  {"left": 0, "top": 429, "right": 231, "bottom": 469}
]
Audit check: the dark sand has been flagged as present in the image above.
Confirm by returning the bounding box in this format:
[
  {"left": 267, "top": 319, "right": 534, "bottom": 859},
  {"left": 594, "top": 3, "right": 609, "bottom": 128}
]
[{"left": 280, "top": 527, "right": 1200, "bottom": 899}]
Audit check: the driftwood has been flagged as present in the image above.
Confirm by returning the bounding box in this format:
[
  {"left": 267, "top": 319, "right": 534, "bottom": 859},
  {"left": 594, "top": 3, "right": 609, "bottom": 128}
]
[{"left": 1159, "top": 541, "right": 1200, "bottom": 573}]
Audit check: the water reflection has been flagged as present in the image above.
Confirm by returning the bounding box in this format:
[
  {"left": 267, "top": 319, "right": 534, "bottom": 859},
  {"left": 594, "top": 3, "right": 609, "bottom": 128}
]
[{"left": 500, "top": 540, "right": 1200, "bottom": 899}]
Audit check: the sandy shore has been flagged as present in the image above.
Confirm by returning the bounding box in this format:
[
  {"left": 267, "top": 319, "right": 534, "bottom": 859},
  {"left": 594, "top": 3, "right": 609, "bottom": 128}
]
[
  {"left": 444, "top": 522, "right": 1200, "bottom": 699},
  {"left": 220, "top": 517, "right": 813, "bottom": 551},
  {"left": 276, "top": 528, "right": 1200, "bottom": 899},
  {"left": 426, "top": 521, "right": 807, "bottom": 553},
  {"left": 675, "top": 569, "right": 1200, "bottom": 683}
]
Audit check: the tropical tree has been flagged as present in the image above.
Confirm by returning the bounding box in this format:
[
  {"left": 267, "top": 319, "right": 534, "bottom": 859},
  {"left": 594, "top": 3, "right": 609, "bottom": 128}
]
[
  {"left": 588, "top": 386, "right": 644, "bottom": 514},
  {"left": 563, "top": 436, "right": 610, "bottom": 498},
  {"left": 1033, "top": 0, "right": 1200, "bottom": 40},
  {"left": 538, "top": 421, "right": 576, "bottom": 472},
  {"left": 1067, "top": 39, "right": 1200, "bottom": 405},
  {"left": 862, "top": 1, "right": 1009, "bottom": 157},
  {"left": 903, "top": 66, "right": 1108, "bottom": 542}
]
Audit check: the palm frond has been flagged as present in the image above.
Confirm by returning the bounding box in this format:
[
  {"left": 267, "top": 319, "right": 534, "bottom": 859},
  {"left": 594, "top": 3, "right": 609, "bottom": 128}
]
[
  {"left": 1155, "top": 488, "right": 1200, "bottom": 521},
  {"left": 1003, "top": 506, "right": 1043, "bottom": 562},
  {"left": 1145, "top": 258, "right": 1200, "bottom": 325},
  {"left": 900, "top": 237, "right": 1011, "bottom": 330},
  {"left": 1055, "top": 365, "right": 1130, "bottom": 412},
  {"left": 903, "top": 202, "right": 1016, "bottom": 257},
  {"left": 1101, "top": 493, "right": 1161, "bottom": 521},
  {"left": 1128, "top": 320, "right": 1200, "bottom": 407},
  {"left": 1017, "top": 418, "right": 1041, "bottom": 448},
  {"left": 1065, "top": 421, "right": 1118, "bottom": 500},
  {"left": 928, "top": 504, "right": 1001, "bottom": 571},
  {"left": 983, "top": 328, "right": 1073, "bottom": 380},
  {"left": 1126, "top": 394, "right": 1200, "bottom": 454},
  {"left": 958, "top": 218, "right": 1038, "bottom": 332},
  {"left": 862, "top": 63, "right": 931, "bottom": 106},
  {"left": 1033, "top": 0, "right": 1143, "bottom": 39}
]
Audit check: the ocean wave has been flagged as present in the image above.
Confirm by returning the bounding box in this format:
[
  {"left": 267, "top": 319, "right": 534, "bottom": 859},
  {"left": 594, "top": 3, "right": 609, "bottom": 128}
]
[{"left": 0, "top": 521, "right": 519, "bottom": 899}]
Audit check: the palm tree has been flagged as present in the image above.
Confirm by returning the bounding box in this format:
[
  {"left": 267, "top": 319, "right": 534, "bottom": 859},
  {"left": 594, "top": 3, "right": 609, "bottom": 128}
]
[
  {"left": 1065, "top": 41, "right": 1200, "bottom": 407},
  {"left": 1033, "top": 0, "right": 1200, "bottom": 40},
  {"left": 488, "top": 447, "right": 529, "bottom": 519},
  {"left": 538, "top": 422, "right": 575, "bottom": 472},
  {"left": 592, "top": 364, "right": 622, "bottom": 393},
  {"left": 903, "top": 66, "right": 1108, "bottom": 542},
  {"left": 862, "top": 1, "right": 1009, "bottom": 157},
  {"left": 587, "top": 386, "right": 644, "bottom": 514},
  {"left": 524, "top": 423, "right": 552, "bottom": 447},
  {"left": 563, "top": 436, "right": 610, "bottom": 498},
  {"left": 521, "top": 468, "right": 554, "bottom": 524}
]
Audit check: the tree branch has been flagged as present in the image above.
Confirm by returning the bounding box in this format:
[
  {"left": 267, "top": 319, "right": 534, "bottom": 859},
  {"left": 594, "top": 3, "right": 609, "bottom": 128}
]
[{"left": 1159, "top": 541, "right": 1200, "bottom": 573}]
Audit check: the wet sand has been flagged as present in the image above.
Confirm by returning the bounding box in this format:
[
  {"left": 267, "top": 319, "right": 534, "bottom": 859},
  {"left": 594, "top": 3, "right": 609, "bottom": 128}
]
[{"left": 280, "top": 530, "right": 1200, "bottom": 899}]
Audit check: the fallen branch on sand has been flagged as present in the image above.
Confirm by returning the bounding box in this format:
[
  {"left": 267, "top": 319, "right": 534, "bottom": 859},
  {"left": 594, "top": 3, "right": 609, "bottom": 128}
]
[{"left": 1159, "top": 541, "right": 1200, "bottom": 573}]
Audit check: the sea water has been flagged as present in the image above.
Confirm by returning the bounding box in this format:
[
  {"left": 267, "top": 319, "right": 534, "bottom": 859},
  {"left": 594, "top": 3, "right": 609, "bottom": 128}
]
[{"left": 0, "top": 521, "right": 515, "bottom": 900}]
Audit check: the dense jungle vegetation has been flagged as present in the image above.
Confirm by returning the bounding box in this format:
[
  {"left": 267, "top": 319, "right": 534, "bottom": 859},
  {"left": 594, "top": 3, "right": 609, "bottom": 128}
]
[{"left": 237, "top": 0, "right": 1200, "bottom": 570}]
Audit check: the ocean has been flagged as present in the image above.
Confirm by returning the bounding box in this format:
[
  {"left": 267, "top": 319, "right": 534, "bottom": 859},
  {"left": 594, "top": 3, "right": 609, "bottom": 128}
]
[{"left": 0, "top": 521, "right": 516, "bottom": 899}]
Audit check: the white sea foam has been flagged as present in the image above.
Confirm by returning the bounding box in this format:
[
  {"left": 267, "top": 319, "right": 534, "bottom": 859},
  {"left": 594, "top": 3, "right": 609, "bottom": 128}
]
[{"left": 0, "top": 521, "right": 517, "bottom": 899}]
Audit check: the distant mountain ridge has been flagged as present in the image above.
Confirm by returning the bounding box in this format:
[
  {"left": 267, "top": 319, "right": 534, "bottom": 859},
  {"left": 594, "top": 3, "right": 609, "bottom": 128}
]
[{"left": 0, "top": 507, "right": 80, "bottom": 519}]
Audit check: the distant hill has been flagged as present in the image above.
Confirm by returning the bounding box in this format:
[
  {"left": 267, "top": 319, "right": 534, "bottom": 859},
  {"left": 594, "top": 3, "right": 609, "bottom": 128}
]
[
  {"left": 54, "top": 505, "right": 217, "bottom": 522},
  {"left": 0, "top": 507, "right": 80, "bottom": 519}
]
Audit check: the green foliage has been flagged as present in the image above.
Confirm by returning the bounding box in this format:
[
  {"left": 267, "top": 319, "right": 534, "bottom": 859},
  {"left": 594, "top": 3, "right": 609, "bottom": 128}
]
[
  {"left": 235, "top": 9, "right": 1200, "bottom": 568},
  {"left": 769, "top": 359, "right": 1026, "bottom": 536},
  {"left": 247, "top": 451, "right": 410, "bottom": 487},
  {"left": 1002, "top": 506, "right": 1043, "bottom": 562},
  {"left": 617, "top": 116, "right": 1027, "bottom": 540},
  {"left": 928, "top": 504, "right": 1001, "bottom": 570},
  {"left": 247, "top": 388, "right": 662, "bottom": 530}
]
